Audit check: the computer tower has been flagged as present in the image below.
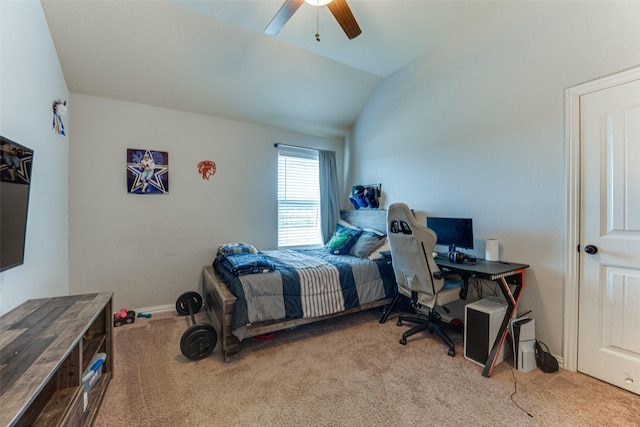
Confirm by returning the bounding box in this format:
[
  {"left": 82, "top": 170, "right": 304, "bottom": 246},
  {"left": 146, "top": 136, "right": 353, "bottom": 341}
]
[{"left": 464, "top": 297, "right": 512, "bottom": 367}]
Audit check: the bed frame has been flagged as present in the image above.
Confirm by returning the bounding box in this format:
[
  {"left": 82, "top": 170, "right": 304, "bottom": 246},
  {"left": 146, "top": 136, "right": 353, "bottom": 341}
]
[{"left": 202, "top": 209, "right": 391, "bottom": 362}]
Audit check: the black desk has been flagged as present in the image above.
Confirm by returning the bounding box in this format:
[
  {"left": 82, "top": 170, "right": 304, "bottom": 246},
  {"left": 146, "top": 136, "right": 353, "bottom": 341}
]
[{"left": 435, "top": 256, "right": 529, "bottom": 377}]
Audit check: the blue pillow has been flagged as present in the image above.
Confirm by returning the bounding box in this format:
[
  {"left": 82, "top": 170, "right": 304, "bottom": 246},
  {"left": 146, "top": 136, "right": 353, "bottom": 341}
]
[{"left": 326, "top": 220, "right": 362, "bottom": 255}]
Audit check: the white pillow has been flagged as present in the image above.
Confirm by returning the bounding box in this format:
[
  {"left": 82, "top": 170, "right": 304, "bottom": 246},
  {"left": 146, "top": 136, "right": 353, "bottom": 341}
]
[
  {"left": 367, "top": 240, "right": 390, "bottom": 260},
  {"left": 337, "top": 219, "right": 360, "bottom": 231}
]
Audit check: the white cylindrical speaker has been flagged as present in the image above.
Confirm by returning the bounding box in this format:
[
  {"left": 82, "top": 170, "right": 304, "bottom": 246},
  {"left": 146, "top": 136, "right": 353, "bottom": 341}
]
[{"left": 486, "top": 238, "right": 499, "bottom": 261}]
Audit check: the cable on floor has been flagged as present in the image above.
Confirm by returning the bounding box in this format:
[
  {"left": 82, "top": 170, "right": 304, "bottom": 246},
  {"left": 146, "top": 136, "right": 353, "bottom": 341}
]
[{"left": 510, "top": 365, "right": 534, "bottom": 418}]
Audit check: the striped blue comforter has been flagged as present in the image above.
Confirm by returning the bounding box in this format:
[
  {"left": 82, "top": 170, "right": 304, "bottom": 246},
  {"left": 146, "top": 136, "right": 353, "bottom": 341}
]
[{"left": 213, "top": 249, "right": 396, "bottom": 339}]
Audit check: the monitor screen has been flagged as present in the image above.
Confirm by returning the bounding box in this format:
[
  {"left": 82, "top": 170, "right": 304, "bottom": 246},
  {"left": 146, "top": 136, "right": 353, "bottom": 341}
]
[{"left": 426, "top": 217, "right": 474, "bottom": 251}]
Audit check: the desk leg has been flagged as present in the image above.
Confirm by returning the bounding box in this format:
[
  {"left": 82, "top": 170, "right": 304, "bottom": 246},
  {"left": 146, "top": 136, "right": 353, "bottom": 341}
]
[{"left": 482, "top": 269, "right": 526, "bottom": 378}]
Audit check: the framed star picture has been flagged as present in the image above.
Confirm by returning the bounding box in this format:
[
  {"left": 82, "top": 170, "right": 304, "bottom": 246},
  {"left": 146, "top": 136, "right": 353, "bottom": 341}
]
[
  {"left": 1, "top": 136, "right": 33, "bottom": 185},
  {"left": 126, "top": 149, "right": 169, "bottom": 194}
]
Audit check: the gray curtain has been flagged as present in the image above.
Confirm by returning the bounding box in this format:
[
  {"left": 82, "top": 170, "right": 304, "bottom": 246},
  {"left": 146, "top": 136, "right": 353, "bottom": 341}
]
[{"left": 319, "top": 150, "right": 340, "bottom": 243}]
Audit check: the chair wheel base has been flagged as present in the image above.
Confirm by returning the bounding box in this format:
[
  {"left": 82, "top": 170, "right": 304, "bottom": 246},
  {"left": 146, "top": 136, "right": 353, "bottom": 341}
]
[
  {"left": 399, "top": 338, "right": 407, "bottom": 345},
  {"left": 396, "top": 320, "right": 403, "bottom": 326},
  {"left": 447, "top": 349, "right": 455, "bottom": 357}
]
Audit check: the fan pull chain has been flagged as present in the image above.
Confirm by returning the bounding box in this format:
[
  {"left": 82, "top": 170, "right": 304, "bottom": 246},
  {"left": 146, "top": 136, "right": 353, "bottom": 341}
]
[{"left": 315, "top": 6, "right": 320, "bottom": 42}]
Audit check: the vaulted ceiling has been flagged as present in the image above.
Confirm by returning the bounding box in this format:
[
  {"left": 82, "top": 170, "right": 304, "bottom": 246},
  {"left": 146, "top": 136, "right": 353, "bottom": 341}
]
[{"left": 41, "top": 0, "right": 506, "bottom": 138}]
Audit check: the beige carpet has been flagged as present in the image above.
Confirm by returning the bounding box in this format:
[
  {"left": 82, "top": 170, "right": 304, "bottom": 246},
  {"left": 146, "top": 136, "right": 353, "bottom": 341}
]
[{"left": 94, "top": 309, "right": 640, "bottom": 427}]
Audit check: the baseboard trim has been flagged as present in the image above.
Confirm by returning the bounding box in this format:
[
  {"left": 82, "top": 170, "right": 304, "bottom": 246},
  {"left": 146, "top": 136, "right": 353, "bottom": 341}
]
[
  {"left": 136, "top": 303, "right": 174, "bottom": 314},
  {"left": 126, "top": 305, "right": 567, "bottom": 369},
  {"left": 113, "top": 304, "right": 174, "bottom": 316}
]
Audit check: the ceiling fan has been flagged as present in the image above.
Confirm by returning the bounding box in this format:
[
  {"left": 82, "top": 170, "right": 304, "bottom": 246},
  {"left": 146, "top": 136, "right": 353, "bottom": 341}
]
[{"left": 265, "top": 0, "right": 362, "bottom": 40}]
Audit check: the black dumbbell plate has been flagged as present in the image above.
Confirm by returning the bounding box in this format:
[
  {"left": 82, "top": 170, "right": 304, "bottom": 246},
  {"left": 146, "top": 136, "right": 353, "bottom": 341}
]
[
  {"left": 180, "top": 324, "right": 217, "bottom": 360},
  {"left": 175, "top": 291, "right": 203, "bottom": 316}
]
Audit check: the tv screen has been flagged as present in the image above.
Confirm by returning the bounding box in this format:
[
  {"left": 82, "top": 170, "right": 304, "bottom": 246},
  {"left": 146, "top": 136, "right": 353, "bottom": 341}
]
[
  {"left": 426, "top": 217, "right": 474, "bottom": 251},
  {"left": 1, "top": 136, "right": 34, "bottom": 272}
]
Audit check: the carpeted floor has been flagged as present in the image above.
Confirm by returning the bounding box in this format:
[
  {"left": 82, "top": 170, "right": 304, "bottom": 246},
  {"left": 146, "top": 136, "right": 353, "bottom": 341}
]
[{"left": 94, "top": 309, "right": 640, "bottom": 427}]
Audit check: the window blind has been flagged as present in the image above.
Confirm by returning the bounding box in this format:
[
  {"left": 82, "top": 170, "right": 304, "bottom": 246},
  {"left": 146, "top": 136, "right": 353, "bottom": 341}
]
[{"left": 277, "top": 146, "right": 322, "bottom": 248}]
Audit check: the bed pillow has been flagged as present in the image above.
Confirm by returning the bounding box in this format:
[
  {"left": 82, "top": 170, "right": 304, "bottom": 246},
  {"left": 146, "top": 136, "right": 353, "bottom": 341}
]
[
  {"left": 217, "top": 242, "right": 258, "bottom": 258},
  {"left": 349, "top": 228, "right": 386, "bottom": 258},
  {"left": 326, "top": 220, "right": 362, "bottom": 255},
  {"left": 368, "top": 240, "right": 390, "bottom": 260}
]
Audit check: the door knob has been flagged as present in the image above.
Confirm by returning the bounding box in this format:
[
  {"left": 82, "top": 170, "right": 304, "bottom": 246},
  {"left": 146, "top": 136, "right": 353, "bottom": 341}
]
[{"left": 584, "top": 245, "right": 598, "bottom": 255}]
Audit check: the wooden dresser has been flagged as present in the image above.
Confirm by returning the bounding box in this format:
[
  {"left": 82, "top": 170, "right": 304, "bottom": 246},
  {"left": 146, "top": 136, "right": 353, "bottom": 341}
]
[{"left": 0, "top": 293, "right": 113, "bottom": 426}]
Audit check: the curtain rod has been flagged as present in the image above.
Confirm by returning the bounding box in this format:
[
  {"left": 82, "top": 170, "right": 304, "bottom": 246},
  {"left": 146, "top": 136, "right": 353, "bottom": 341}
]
[{"left": 273, "top": 143, "right": 318, "bottom": 152}]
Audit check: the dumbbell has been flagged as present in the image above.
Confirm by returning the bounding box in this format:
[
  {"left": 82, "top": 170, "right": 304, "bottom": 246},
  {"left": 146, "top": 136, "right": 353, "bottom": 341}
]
[{"left": 175, "top": 291, "right": 217, "bottom": 360}]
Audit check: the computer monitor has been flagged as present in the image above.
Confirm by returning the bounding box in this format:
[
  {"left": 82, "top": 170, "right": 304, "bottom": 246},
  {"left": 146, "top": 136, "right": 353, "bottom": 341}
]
[{"left": 426, "top": 217, "right": 474, "bottom": 252}]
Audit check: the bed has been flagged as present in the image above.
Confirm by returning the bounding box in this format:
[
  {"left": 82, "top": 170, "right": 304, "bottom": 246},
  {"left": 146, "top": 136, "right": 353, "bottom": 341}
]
[{"left": 202, "top": 209, "right": 396, "bottom": 362}]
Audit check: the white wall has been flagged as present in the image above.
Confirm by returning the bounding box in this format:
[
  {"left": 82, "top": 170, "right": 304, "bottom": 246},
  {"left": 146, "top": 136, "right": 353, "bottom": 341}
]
[
  {"left": 0, "top": 1, "right": 70, "bottom": 315},
  {"left": 68, "top": 94, "right": 343, "bottom": 311},
  {"left": 347, "top": 1, "right": 640, "bottom": 357}
]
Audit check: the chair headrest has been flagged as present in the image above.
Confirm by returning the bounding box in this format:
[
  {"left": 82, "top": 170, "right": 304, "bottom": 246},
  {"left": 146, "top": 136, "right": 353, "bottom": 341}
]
[{"left": 388, "top": 203, "right": 418, "bottom": 227}]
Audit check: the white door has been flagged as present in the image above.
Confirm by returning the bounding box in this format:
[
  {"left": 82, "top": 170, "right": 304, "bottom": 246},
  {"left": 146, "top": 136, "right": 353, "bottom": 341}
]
[{"left": 578, "top": 77, "right": 640, "bottom": 394}]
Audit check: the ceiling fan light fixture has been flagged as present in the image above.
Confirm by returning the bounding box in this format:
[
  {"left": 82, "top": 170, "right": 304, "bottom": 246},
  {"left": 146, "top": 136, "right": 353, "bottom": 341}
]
[
  {"left": 266, "top": 0, "right": 360, "bottom": 40},
  {"left": 304, "top": 0, "right": 333, "bottom": 6}
]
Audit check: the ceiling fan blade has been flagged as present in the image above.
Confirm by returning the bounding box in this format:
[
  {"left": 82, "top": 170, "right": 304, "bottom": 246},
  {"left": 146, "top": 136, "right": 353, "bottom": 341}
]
[
  {"left": 327, "top": 0, "right": 361, "bottom": 40},
  {"left": 265, "top": 0, "right": 305, "bottom": 36}
]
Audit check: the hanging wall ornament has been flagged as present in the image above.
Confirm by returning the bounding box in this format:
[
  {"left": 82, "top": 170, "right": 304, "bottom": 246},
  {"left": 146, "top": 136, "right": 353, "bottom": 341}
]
[
  {"left": 349, "top": 183, "right": 382, "bottom": 209},
  {"left": 52, "top": 99, "right": 67, "bottom": 135},
  {"left": 198, "top": 160, "right": 216, "bottom": 180}
]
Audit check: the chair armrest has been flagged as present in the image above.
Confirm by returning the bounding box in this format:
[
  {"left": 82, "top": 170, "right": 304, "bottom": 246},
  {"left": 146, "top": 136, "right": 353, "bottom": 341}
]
[
  {"left": 433, "top": 269, "right": 458, "bottom": 280},
  {"left": 434, "top": 269, "right": 469, "bottom": 300}
]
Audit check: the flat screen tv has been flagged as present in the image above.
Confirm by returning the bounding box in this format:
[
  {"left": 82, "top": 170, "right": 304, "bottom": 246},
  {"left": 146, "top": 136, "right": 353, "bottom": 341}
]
[{"left": 1, "top": 136, "right": 34, "bottom": 272}]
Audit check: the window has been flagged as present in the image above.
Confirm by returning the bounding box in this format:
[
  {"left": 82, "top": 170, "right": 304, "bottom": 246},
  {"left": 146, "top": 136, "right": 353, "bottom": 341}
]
[{"left": 277, "top": 146, "right": 322, "bottom": 248}]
